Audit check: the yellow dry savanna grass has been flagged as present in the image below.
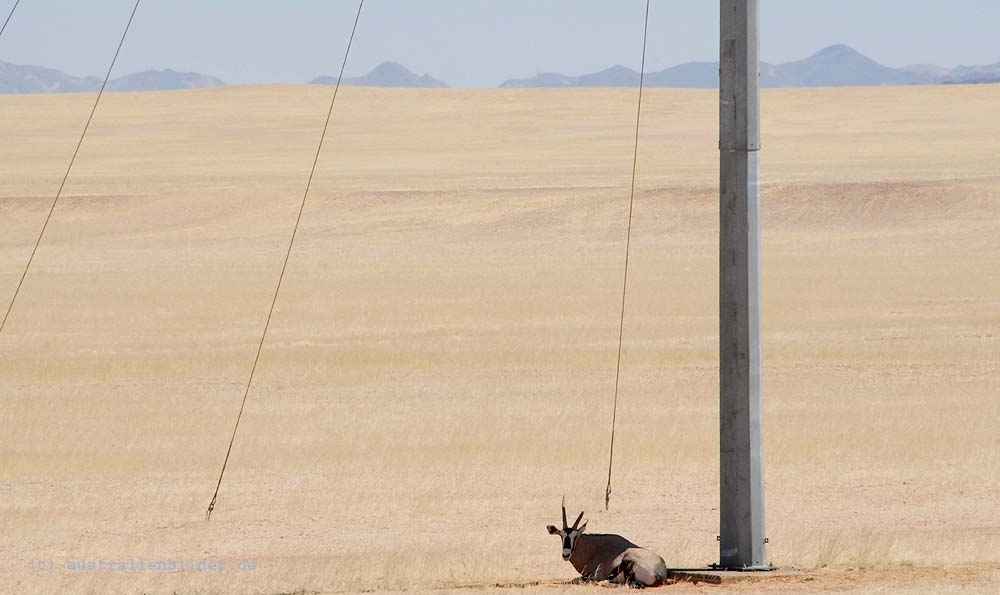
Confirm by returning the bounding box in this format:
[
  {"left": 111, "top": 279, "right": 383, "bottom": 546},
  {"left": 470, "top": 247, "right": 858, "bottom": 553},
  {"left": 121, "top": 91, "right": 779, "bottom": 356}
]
[{"left": 0, "top": 83, "right": 999, "bottom": 594}]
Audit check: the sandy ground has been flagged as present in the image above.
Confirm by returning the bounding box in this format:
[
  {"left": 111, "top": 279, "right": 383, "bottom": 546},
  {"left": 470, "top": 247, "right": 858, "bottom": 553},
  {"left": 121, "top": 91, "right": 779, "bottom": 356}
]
[{"left": 1, "top": 84, "right": 999, "bottom": 594}]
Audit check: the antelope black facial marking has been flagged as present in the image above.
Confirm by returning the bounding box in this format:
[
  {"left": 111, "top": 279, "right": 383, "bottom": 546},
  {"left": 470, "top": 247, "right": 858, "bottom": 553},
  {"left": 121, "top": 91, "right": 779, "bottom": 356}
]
[{"left": 561, "top": 528, "right": 581, "bottom": 560}]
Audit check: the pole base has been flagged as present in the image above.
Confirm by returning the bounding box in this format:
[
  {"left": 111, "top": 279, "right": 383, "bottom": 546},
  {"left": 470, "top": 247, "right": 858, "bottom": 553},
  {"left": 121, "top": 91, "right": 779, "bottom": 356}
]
[{"left": 710, "top": 562, "right": 777, "bottom": 572}]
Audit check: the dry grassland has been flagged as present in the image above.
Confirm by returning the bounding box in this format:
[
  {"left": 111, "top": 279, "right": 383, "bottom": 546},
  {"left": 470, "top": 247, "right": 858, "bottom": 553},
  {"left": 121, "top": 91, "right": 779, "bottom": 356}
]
[{"left": 1, "top": 83, "right": 999, "bottom": 594}]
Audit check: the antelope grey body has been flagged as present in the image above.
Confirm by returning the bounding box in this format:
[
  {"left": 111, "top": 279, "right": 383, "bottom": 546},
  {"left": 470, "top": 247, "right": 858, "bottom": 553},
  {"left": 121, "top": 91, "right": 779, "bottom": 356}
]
[{"left": 547, "top": 498, "right": 668, "bottom": 588}]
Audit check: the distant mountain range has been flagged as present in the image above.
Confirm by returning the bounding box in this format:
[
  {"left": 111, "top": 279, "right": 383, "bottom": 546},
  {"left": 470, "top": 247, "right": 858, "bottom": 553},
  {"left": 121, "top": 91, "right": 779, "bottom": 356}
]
[
  {"left": 106, "top": 69, "right": 224, "bottom": 92},
  {"left": 312, "top": 61, "right": 447, "bottom": 88},
  {"left": 941, "top": 61, "right": 1000, "bottom": 84},
  {"left": 500, "top": 44, "right": 1000, "bottom": 88},
  {"left": 0, "top": 61, "right": 225, "bottom": 93},
  {"left": 3, "top": 47, "right": 999, "bottom": 94}
]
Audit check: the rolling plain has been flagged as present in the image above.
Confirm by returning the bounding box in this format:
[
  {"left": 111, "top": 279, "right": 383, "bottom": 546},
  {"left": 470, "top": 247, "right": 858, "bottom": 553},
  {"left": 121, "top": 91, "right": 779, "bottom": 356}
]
[{"left": 1, "top": 83, "right": 999, "bottom": 594}]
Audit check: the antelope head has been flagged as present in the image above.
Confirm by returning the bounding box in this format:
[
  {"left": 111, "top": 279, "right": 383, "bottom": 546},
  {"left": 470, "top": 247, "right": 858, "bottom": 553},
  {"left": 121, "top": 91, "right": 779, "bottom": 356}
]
[{"left": 546, "top": 497, "right": 588, "bottom": 560}]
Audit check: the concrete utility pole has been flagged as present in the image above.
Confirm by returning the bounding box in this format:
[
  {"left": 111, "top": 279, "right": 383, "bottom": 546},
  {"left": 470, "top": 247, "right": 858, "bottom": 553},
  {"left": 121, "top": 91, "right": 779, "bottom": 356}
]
[{"left": 719, "top": 0, "right": 767, "bottom": 570}]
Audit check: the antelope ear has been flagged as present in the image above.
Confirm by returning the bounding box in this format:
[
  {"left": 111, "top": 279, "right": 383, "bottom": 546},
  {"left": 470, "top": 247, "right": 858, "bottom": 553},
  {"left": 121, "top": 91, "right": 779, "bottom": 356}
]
[
  {"left": 578, "top": 521, "right": 588, "bottom": 534},
  {"left": 546, "top": 525, "right": 560, "bottom": 535}
]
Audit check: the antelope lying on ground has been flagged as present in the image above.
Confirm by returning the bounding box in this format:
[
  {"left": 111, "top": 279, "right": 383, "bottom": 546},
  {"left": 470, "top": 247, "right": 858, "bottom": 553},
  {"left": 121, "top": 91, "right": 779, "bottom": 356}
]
[{"left": 546, "top": 499, "right": 668, "bottom": 588}]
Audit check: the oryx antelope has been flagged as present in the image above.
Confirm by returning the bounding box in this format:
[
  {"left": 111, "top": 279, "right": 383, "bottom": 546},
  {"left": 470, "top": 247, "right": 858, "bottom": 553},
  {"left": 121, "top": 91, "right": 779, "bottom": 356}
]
[{"left": 546, "top": 498, "right": 668, "bottom": 588}]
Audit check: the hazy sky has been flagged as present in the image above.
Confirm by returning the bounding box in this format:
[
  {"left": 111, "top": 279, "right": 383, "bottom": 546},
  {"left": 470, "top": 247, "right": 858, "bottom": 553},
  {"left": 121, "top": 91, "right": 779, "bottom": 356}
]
[{"left": 2, "top": 0, "right": 999, "bottom": 87}]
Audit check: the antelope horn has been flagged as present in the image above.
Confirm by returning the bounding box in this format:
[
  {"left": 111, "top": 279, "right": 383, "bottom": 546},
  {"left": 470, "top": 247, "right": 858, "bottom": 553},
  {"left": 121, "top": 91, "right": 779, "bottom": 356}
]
[
  {"left": 572, "top": 510, "right": 584, "bottom": 530},
  {"left": 562, "top": 496, "right": 568, "bottom": 529}
]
